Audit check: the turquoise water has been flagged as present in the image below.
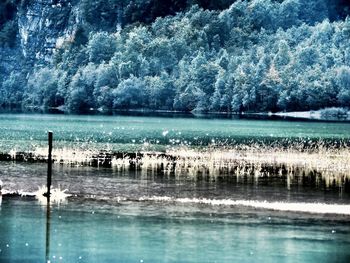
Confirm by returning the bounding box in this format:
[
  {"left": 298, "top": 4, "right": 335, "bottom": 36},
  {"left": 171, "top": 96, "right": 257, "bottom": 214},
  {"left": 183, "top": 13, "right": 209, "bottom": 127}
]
[
  {"left": 0, "top": 113, "right": 350, "bottom": 153},
  {"left": 1, "top": 197, "right": 350, "bottom": 263},
  {"left": 1, "top": 162, "right": 350, "bottom": 262},
  {"left": 1, "top": 113, "right": 350, "bottom": 262}
]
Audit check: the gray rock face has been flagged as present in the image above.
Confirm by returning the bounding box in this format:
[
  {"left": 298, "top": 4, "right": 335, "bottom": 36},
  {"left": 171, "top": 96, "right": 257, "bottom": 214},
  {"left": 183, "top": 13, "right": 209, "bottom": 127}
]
[
  {"left": 0, "top": 0, "right": 128, "bottom": 81},
  {"left": 17, "top": 0, "right": 79, "bottom": 66}
]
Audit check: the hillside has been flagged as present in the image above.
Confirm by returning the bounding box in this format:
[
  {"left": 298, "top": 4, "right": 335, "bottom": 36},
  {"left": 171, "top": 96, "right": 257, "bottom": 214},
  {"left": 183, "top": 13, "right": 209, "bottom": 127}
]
[{"left": 0, "top": 0, "right": 349, "bottom": 113}]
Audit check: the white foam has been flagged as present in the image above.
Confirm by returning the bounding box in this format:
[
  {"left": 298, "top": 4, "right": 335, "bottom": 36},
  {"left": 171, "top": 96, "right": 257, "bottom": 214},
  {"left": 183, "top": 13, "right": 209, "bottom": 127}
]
[
  {"left": 35, "top": 186, "right": 71, "bottom": 205},
  {"left": 1, "top": 187, "right": 349, "bottom": 215},
  {"left": 139, "top": 196, "right": 350, "bottom": 215},
  {"left": 0, "top": 186, "right": 71, "bottom": 205}
]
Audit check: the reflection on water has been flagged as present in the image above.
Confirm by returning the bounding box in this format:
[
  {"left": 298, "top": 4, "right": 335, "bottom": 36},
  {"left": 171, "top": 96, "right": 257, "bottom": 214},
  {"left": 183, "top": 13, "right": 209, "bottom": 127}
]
[
  {"left": 34, "top": 186, "right": 71, "bottom": 205},
  {"left": 0, "top": 112, "right": 350, "bottom": 261},
  {"left": 45, "top": 199, "right": 51, "bottom": 263},
  {"left": 0, "top": 162, "right": 350, "bottom": 262},
  {"left": 0, "top": 162, "right": 349, "bottom": 208},
  {"left": 0, "top": 162, "right": 350, "bottom": 203},
  {"left": 0, "top": 197, "right": 350, "bottom": 263}
]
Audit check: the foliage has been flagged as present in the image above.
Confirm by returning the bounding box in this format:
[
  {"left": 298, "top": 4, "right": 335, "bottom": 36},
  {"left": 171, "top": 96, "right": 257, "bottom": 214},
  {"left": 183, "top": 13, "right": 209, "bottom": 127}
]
[
  {"left": 0, "top": 0, "right": 17, "bottom": 28},
  {"left": 1, "top": 0, "right": 350, "bottom": 113},
  {"left": 0, "top": 72, "right": 25, "bottom": 107},
  {"left": 23, "top": 68, "right": 66, "bottom": 108},
  {"left": 320, "top": 107, "right": 349, "bottom": 118},
  {"left": 0, "top": 20, "right": 18, "bottom": 47},
  {"left": 0, "top": 0, "right": 19, "bottom": 47}
]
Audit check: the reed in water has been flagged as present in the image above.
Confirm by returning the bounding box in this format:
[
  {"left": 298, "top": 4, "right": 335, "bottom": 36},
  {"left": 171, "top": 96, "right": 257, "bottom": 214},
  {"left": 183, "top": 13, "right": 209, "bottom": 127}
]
[{"left": 2, "top": 140, "right": 350, "bottom": 188}]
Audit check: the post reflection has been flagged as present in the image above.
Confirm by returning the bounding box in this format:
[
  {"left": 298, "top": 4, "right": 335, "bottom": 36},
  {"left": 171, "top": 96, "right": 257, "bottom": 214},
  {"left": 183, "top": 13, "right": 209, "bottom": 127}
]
[{"left": 45, "top": 199, "right": 51, "bottom": 263}]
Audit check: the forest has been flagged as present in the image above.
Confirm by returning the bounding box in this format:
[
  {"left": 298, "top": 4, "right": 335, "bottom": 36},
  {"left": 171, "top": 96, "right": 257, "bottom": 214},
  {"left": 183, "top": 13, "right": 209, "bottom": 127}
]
[{"left": 0, "top": 0, "right": 350, "bottom": 113}]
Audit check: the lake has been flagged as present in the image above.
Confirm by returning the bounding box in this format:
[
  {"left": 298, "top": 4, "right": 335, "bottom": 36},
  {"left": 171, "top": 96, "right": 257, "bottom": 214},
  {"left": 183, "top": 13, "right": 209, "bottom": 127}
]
[
  {"left": 1, "top": 113, "right": 350, "bottom": 153},
  {"left": 0, "top": 113, "right": 350, "bottom": 262}
]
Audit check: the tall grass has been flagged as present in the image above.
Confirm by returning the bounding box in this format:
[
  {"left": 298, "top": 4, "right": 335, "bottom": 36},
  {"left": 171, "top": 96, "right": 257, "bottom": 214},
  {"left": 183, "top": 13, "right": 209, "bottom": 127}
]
[{"left": 2, "top": 141, "right": 350, "bottom": 188}]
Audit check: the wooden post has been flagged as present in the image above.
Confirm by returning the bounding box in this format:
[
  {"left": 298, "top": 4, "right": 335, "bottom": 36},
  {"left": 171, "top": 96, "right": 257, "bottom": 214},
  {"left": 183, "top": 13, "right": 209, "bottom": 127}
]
[
  {"left": 47, "top": 131, "right": 53, "bottom": 199},
  {"left": 45, "top": 132, "right": 53, "bottom": 262}
]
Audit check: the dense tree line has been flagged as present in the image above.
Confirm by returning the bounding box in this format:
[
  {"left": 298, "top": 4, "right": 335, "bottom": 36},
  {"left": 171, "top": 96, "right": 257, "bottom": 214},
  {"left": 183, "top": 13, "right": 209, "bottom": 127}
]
[{"left": 1, "top": 0, "right": 350, "bottom": 113}]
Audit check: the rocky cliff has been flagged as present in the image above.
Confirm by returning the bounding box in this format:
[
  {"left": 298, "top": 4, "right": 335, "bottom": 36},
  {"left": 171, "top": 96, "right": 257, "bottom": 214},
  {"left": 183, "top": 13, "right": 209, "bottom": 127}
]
[
  {"left": 1, "top": 0, "right": 237, "bottom": 73},
  {"left": 0, "top": 0, "right": 75, "bottom": 79},
  {"left": 15, "top": 0, "right": 82, "bottom": 67}
]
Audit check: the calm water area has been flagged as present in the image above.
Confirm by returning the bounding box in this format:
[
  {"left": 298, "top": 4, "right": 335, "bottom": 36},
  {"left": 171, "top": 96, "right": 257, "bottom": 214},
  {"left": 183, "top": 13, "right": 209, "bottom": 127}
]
[
  {"left": 0, "top": 113, "right": 350, "bottom": 152},
  {"left": 0, "top": 113, "right": 350, "bottom": 262}
]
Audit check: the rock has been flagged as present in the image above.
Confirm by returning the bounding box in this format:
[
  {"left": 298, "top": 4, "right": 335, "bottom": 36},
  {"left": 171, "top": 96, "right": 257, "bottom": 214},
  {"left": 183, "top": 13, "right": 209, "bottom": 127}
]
[{"left": 17, "top": 0, "right": 76, "bottom": 66}]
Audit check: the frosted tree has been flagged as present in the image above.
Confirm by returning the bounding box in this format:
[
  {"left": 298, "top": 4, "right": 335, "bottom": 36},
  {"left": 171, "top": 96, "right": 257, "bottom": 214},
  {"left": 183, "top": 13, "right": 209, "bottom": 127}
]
[
  {"left": 173, "top": 82, "right": 205, "bottom": 112},
  {"left": 274, "top": 40, "right": 292, "bottom": 70},
  {"left": 248, "top": 0, "right": 275, "bottom": 30},
  {"left": 336, "top": 66, "right": 350, "bottom": 106},
  {"left": 113, "top": 76, "right": 146, "bottom": 109},
  {"left": 67, "top": 64, "right": 97, "bottom": 112},
  {"left": 87, "top": 32, "right": 117, "bottom": 64},
  {"left": 0, "top": 72, "right": 25, "bottom": 107},
  {"left": 93, "top": 63, "right": 119, "bottom": 109},
  {"left": 147, "top": 37, "right": 177, "bottom": 74},
  {"left": 145, "top": 72, "right": 175, "bottom": 109},
  {"left": 25, "top": 68, "right": 64, "bottom": 108},
  {"left": 278, "top": 0, "right": 301, "bottom": 29},
  {"left": 210, "top": 71, "right": 226, "bottom": 112},
  {"left": 296, "top": 46, "right": 320, "bottom": 69}
]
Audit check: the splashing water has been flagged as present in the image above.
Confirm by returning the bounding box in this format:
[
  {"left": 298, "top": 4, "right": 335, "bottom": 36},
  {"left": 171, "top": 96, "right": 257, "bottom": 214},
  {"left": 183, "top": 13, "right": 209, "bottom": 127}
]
[{"left": 34, "top": 186, "right": 71, "bottom": 205}]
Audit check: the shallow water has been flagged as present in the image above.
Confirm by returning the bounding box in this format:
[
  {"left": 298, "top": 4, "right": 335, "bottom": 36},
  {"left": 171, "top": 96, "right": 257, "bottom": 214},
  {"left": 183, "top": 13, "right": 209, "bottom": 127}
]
[
  {"left": 1, "top": 113, "right": 350, "bottom": 262},
  {"left": 1, "top": 197, "right": 350, "bottom": 263},
  {"left": 1, "top": 162, "right": 349, "bottom": 205},
  {"left": 1, "top": 162, "right": 350, "bottom": 262}
]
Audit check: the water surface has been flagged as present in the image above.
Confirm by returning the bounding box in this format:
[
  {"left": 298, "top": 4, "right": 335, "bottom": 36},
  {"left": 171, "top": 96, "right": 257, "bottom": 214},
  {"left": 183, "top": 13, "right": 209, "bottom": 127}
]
[
  {"left": 1, "top": 113, "right": 350, "bottom": 153},
  {"left": 0, "top": 162, "right": 350, "bottom": 262},
  {"left": 0, "top": 113, "right": 350, "bottom": 262}
]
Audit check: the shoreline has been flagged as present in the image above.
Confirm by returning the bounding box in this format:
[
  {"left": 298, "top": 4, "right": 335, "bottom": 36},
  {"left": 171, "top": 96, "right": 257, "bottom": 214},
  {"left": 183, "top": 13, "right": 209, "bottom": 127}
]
[
  {"left": 270, "top": 109, "right": 350, "bottom": 120},
  {"left": 1, "top": 107, "right": 350, "bottom": 121}
]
